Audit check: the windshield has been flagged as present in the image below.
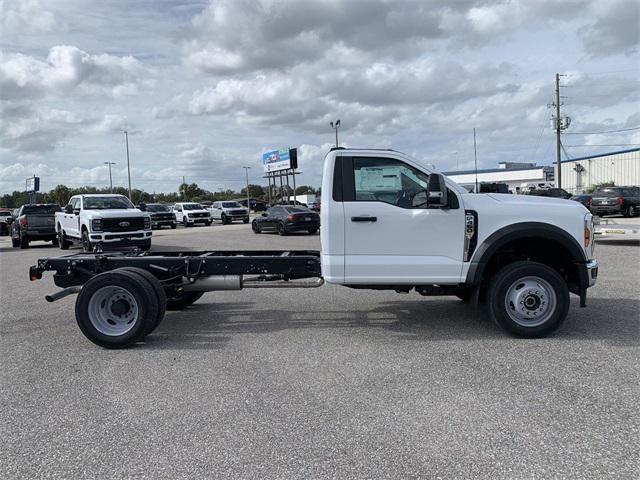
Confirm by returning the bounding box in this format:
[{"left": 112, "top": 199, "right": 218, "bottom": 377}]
[
  {"left": 23, "top": 205, "right": 62, "bottom": 214},
  {"left": 146, "top": 204, "right": 170, "bottom": 212},
  {"left": 182, "top": 203, "right": 203, "bottom": 210},
  {"left": 222, "top": 202, "right": 242, "bottom": 208},
  {"left": 285, "top": 207, "right": 310, "bottom": 213},
  {"left": 594, "top": 188, "right": 621, "bottom": 196},
  {"left": 83, "top": 196, "right": 134, "bottom": 209}
]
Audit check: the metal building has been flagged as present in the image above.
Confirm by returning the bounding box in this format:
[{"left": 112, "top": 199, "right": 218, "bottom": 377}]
[
  {"left": 444, "top": 148, "right": 640, "bottom": 194},
  {"left": 556, "top": 148, "right": 640, "bottom": 194}
]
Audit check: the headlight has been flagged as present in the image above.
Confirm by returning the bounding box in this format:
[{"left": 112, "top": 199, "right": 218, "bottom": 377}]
[
  {"left": 584, "top": 213, "right": 594, "bottom": 253},
  {"left": 144, "top": 216, "right": 151, "bottom": 230},
  {"left": 91, "top": 219, "right": 102, "bottom": 232}
]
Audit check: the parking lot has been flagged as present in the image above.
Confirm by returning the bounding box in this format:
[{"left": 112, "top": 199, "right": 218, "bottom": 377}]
[{"left": 1, "top": 222, "right": 638, "bottom": 479}]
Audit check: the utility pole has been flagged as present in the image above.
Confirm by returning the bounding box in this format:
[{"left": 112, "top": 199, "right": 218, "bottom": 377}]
[
  {"left": 123, "top": 130, "right": 132, "bottom": 199},
  {"left": 104, "top": 162, "right": 116, "bottom": 193},
  {"left": 473, "top": 128, "right": 478, "bottom": 193},
  {"left": 330, "top": 119, "right": 341, "bottom": 147},
  {"left": 242, "top": 166, "right": 251, "bottom": 211},
  {"left": 182, "top": 176, "right": 186, "bottom": 201},
  {"left": 555, "top": 74, "right": 562, "bottom": 189}
]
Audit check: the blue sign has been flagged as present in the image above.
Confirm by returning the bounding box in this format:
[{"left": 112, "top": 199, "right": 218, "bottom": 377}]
[{"left": 262, "top": 148, "right": 292, "bottom": 173}]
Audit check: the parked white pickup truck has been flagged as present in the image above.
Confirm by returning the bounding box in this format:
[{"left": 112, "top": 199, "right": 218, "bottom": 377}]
[
  {"left": 55, "top": 194, "right": 152, "bottom": 252},
  {"left": 209, "top": 201, "right": 250, "bottom": 224},
  {"left": 172, "top": 202, "right": 212, "bottom": 227},
  {"left": 33, "top": 148, "right": 598, "bottom": 348}
]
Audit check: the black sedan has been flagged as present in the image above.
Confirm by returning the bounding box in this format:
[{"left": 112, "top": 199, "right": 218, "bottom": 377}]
[
  {"left": 252, "top": 206, "right": 319, "bottom": 235},
  {"left": 570, "top": 194, "right": 593, "bottom": 208}
]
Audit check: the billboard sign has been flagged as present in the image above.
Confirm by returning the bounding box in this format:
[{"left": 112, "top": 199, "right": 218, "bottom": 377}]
[
  {"left": 262, "top": 148, "right": 298, "bottom": 173},
  {"left": 26, "top": 176, "right": 40, "bottom": 192}
]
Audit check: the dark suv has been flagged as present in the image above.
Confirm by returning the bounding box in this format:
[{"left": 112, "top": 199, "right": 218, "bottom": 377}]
[
  {"left": 140, "top": 203, "right": 177, "bottom": 229},
  {"left": 528, "top": 188, "right": 572, "bottom": 199},
  {"left": 590, "top": 186, "right": 640, "bottom": 217}
]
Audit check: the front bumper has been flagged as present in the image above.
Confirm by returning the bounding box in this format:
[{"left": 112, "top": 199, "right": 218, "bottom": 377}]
[
  {"left": 586, "top": 259, "right": 598, "bottom": 287},
  {"left": 185, "top": 217, "right": 210, "bottom": 224},
  {"left": 89, "top": 230, "right": 152, "bottom": 243},
  {"left": 152, "top": 220, "right": 176, "bottom": 228}
]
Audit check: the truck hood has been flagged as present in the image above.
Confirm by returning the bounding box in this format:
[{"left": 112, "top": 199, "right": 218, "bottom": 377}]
[
  {"left": 89, "top": 209, "right": 146, "bottom": 218},
  {"left": 485, "top": 193, "right": 578, "bottom": 208}
]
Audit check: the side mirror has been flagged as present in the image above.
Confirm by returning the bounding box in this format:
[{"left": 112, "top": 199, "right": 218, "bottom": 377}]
[
  {"left": 65, "top": 205, "right": 73, "bottom": 214},
  {"left": 139, "top": 203, "right": 147, "bottom": 211},
  {"left": 261, "top": 212, "right": 268, "bottom": 217},
  {"left": 427, "top": 173, "right": 448, "bottom": 208}
]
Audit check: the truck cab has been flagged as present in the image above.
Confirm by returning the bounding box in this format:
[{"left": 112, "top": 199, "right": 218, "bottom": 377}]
[{"left": 321, "top": 148, "right": 597, "bottom": 337}]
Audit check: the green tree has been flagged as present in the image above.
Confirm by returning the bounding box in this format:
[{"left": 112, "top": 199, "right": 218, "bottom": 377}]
[
  {"left": 49, "top": 184, "right": 72, "bottom": 206},
  {"left": 240, "top": 184, "right": 265, "bottom": 198}
]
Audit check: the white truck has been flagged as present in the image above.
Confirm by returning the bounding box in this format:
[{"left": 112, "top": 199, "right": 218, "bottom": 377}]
[
  {"left": 55, "top": 194, "right": 152, "bottom": 252},
  {"left": 208, "top": 201, "right": 250, "bottom": 224},
  {"left": 32, "top": 148, "right": 598, "bottom": 348},
  {"left": 172, "top": 202, "right": 212, "bottom": 227}
]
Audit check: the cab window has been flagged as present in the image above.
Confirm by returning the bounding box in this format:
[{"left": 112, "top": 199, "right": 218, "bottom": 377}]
[{"left": 352, "top": 157, "right": 430, "bottom": 208}]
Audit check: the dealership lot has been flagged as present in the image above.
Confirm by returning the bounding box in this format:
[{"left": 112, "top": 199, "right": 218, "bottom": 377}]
[{"left": 1, "top": 224, "right": 638, "bottom": 479}]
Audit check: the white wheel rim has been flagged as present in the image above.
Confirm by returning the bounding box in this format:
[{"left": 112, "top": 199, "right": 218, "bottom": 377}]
[
  {"left": 87, "top": 286, "right": 139, "bottom": 336},
  {"left": 504, "top": 276, "right": 557, "bottom": 327}
]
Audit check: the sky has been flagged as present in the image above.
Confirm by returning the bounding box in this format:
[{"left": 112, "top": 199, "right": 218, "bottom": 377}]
[{"left": 1, "top": 0, "right": 638, "bottom": 195}]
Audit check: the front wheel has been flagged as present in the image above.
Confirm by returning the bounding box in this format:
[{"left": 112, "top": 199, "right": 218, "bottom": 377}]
[
  {"left": 308, "top": 228, "right": 318, "bottom": 235},
  {"left": 221, "top": 214, "right": 228, "bottom": 225},
  {"left": 81, "top": 230, "right": 93, "bottom": 252},
  {"left": 183, "top": 218, "right": 190, "bottom": 227},
  {"left": 252, "top": 221, "right": 261, "bottom": 234},
  {"left": 205, "top": 220, "right": 212, "bottom": 226},
  {"left": 488, "top": 261, "right": 569, "bottom": 338}
]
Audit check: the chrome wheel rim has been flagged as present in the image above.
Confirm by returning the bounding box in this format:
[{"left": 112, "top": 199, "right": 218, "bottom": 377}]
[
  {"left": 87, "top": 286, "right": 139, "bottom": 336},
  {"left": 504, "top": 276, "right": 556, "bottom": 327}
]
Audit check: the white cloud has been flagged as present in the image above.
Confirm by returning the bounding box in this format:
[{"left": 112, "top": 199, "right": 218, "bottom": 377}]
[{"left": 1, "top": 0, "right": 56, "bottom": 34}]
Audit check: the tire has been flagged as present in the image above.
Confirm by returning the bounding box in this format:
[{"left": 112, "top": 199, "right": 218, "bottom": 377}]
[
  {"left": 183, "top": 218, "right": 190, "bottom": 227},
  {"left": 488, "top": 261, "right": 569, "bottom": 338},
  {"left": 12, "top": 237, "right": 20, "bottom": 248},
  {"left": 308, "top": 228, "right": 318, "bottom": 235},
  {"left": 277, "top": 222, "right": 287, "bottom": 236},
  {"left": 221, "top": 214, "right": 228, "bottom": 225},
  {"left": 117, "top": 267, "right": 166, "bottom": 335},
  {"left": 51, "top": 237, "right": 59, "bottom": 247},
  {"left": 58, "top": 226, "right": 70, "bottom": 250},
  {"left": 205, "top": 220, "right": 212, "bottom": 226},
  {"left": 166, "top": 291, "right": 204, "bottom": 311},
  {"left": 75, "top": 270, "right": 159, "bottom": 348},
  {"left": 243, "top": 217, "right": 249, "bottom": 224},
  {"left": 252, "top": 221, "right": 261, "bottom": 234},
  {"left": 81, "top": 230, "right": 93, "bottom": 252},
  {"left": 625, "top": 205, "right": 636, "bottom": 218},
  {"left": 19, "top": 234, "right": 29, "bottom": 249},
  {"left": 171, "top": 223, "right": 177, "bottom": 229}
]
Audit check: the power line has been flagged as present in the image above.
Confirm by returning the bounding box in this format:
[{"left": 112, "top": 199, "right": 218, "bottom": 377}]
[
  {"left": 563, "top": 126, "right": 640, "bottom": 135},
  {"left": 564, "top": 144, "right": 640, "bottom": 147}
]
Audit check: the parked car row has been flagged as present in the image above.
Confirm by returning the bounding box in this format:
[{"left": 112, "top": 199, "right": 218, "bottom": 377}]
[{"left": 568, "top": 186, "right": 640, "bottom": 217}]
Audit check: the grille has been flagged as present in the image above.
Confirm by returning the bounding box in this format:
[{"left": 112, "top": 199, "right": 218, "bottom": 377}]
[
  {"left": 101, "top": 217, "right": 145, "bottom": 232},
  {"left": 189, "top": 212, "right": 209, "bottom": 218},
  {"left": 230, "top": 210, "right": 247, "bottom": 215},
  {"left": 152, "top": 213, "right": 175, "bottom": 221}
]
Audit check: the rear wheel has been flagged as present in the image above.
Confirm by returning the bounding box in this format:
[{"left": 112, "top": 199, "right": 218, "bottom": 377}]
[
  {"left": 166, "top": 291, "right": 204, "bottom": 311},
  {"left": 117, "top": 267, "right": 166, "bottom": 335},
  {"left": 51, "top": 236, "right": 59, "bottom": 246},
  {"left": 488, "top": 261, "right": 569, "bottom": 338},
  {"left": 75, "top": 270, "right": 158, "bottom": 348},
  {"left": 58, "top": 227, "right": 70, "bottom": 250},
  {"left": 221, "top": 213, "right": 228, "bottom": 225},
  {"left": 277, "top": 222, "right": 287, "bottom": 236},
  {"left": 19, "top": 234, "right": 29, "bottom": 249},
  {"left": 624, "top": 205, "right": 636, "bottom": 217}
]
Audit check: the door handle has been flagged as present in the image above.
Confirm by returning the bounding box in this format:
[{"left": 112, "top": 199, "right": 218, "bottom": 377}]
[{"left": 351, "top": 216, "right": 377, "bottom": 222}]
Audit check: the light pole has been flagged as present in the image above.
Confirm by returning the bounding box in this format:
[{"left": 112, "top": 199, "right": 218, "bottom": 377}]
[
  {"left": 123, "top": 130, "right": 132, "bottom": 199},
  {"left": 104, "top": 162, "right": 116, "bottom": 193},
  {"left": 242, "top": 166, "right": 251, "bottom": 212},
  {"left": 330, "top": 119, "right": 340, "bottom": 147}
]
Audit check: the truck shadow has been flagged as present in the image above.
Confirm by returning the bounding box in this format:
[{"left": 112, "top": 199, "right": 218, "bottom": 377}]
[{"left": 139, "top": 297, "right": 639, "bottom": 350}]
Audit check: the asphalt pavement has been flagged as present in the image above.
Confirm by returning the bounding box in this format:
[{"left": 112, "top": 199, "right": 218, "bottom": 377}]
[{"left": 1, "top": 222, "right": 638, "bottom": 479}]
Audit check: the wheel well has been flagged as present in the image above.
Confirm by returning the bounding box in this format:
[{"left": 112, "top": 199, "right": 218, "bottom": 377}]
[{"left": 479, "top": 237, "right": 580, "bottom": 296}]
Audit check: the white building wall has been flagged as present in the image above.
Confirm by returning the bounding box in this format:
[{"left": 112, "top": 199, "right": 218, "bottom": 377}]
[{"left": 557, "top": 149, "right": 640, "bottom": 194}]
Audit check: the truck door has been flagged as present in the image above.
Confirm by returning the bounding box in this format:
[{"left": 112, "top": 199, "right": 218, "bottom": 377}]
[{"left": 341, "top": 156, "right": 465, "bottom": 284}]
